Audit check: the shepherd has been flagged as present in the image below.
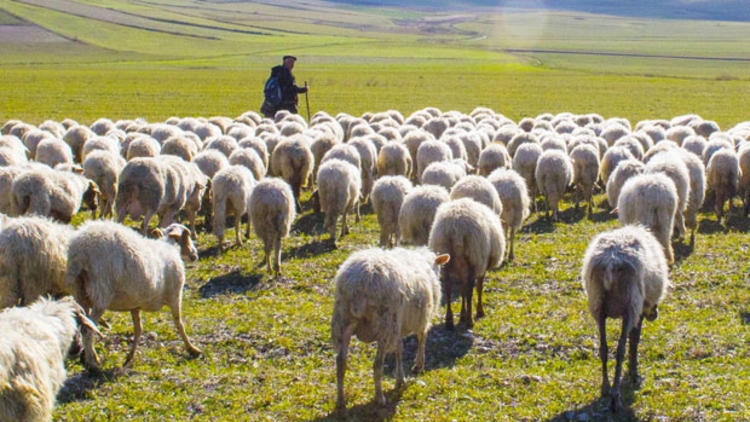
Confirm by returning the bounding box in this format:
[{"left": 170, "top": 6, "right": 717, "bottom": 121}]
[{"left": 261, "top": 55, "right": 309, "bottom": 118}]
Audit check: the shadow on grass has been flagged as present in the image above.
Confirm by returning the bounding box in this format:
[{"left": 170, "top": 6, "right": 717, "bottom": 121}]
[
  {"left": 311, "top": 389, "right": 402, "bottom": 422},
  {"left": 57, "top": 368, "right": 123, "bottom": 404},
  {"left": 740, "top": 311, "right": 750, "bottom": 325},
  {"left": 545, "top": 381, "right": 639, "bottom": 422},
  {"left": 198, "top": 270, "right": 263, "bottom": 298},
  {"left": 293, "top": 211, "right": 326, "bottom": 236},
  {"left": 286, "top": 238, "right": 337, "bottom": 259}
]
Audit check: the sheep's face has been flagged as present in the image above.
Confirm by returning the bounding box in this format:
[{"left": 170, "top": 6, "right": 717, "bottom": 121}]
[{"left": 163, "top": 223, "right": 199, "bottom": 262}]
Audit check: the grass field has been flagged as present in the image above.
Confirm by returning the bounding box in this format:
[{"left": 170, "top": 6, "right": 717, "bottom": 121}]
[{"left": 1, "top": 1, "right": 749, "bottom": 420}]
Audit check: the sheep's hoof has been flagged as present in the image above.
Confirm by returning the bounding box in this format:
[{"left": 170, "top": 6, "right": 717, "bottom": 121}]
[{"left": 187, "top": 345, "right": 202, "bottom": 357}]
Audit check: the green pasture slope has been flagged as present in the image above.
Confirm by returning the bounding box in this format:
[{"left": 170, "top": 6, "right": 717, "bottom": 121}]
[{"left": 0, "top": 1, "right": 748, "bottom": 420}]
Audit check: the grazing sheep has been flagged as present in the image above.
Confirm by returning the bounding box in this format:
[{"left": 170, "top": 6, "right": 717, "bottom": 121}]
[
  {"left": 477, "top": 143, "right": 512, "bottom": 176},
  {"left": 449, "top": 174, "right": 503, "bottom": 215},
  {"left": 83, "top": 150, "right": 126, "bottom": 219},
  {"left": 706, "top": 148, "right": 740, "bottom": 223},
  {"left": 512, "top": 142, "right": 544, "bottom": 210},
  {"left": 309, "top": 131, "right": 340, "bottom": 185},
  {"left": 331, "top": 247, "right": 450, "bottom": 409},
  {"left": 377, "top": 141, "right": 412, "bottom": 178},
  {"left": 35, "top": 138, "right": 74, "bottom": 169},
  {"left": 161, "top": 135, "right": 198, "bottom": 162},
  {"left": 62, "top": 125, "right": 95, "bottom": 163},
  {"left": 204, "top": 135, "right": 239, "bottom": 158},
  {"left": 600, "top": 145, "right": 635, "bottom": 186},
  {"left": 428, "top": 198, "right": 505, "bottom": 329},
  {"left": 65, "top": 220, "right": 201, "bottom": 370},
  {"left": 349, "top": 137, "right": 378, "bottom": 205},
  {"left": 317, "top": 159, "right": 361, "bottom": 245},
  {"left": 487, "top": 168, "right": 530, "bottom": 262},
  {"left": 0, "top": 296, "right": 99, "bottom": 422},
  {"left": 237, "top": 136, "right": 270, "bottom": 171},
  {"left": 248, "top": 177, "right": 296, "bottom": 275},
  {"left": 674, "top": 148, "right": 706, "bottom": 243},
  {"left": 506, "top": 132, "right": 538, "bottom": 158},
  {"left": 420, "top": 159, "right": 468, "bottom": 191},
  {"left": 81, "top": 136, "right": 120, "bottom": 162},
  {"left": 398, "top": 184, "right": 450, "bottom": 246},
  {"left": 535, "top": 149, "right": 574, "bottom": 221},
  {"left": 738, "top": 145, "right": 750, "bottom": 217},
  {"left": 371, "top": 176, "right": 413, "bottom": 248},
  {"left": 229, "top": 147, "right": 266, "bottom": 181},
  {"left": 125, "top": 134, "right": 161, "bottom": 160},
  {"left": 570, "top": 143, "right": 601, "bottom": 216},
  {"left": 617, "top": 173, "right": 678, "bottom": 264},
  {"left": 644, "top": 152, "right": 690, "bottom": 239},
  {"left": 269, "top": 135, "right": 314, "bottom": 212},
  {"left": 416, "top": 139, "right": 453, "bottom": 180},
  {"left": 11, "top": 166, "right": 99, "bottom": 223},
  {"left": 581, "top": 225, "right": 669, "bottom": 412},
  {"left": 212, "top": 165, "right": 256, "bottom": 251},
  {"left": 0, "top": 216, "right": 75, "bottom": 309},
  {"left": 606, "top": 158, "right": 644, "bottom": 209},
  {"left": 115, "top": 157, "right": 173, "bottom": 234}
]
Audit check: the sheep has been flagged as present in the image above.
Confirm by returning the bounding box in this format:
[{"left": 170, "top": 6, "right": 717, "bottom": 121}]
[
  {"left": 506, "top": 132, "right": 538, "bottom": 158},
  {"left": 706, "top": 148, "right": 740, "bottom": 223},
  {"left": 371, "top": 175, "right": 413, "bottom": 248},
  {"left": 681, "top": 135, "right": 707, "bottom": 158},
  {"left": 0, "top": 145, "right": 28, "bottom": 167},
  {"left": 570, "top": 143, "right": 601, "bottom": 216},
  {"left": 83, "top": 150, "right": 126, "bottom": 219},
  {"left": 35, "top": 138, "right": 74, "bottom": 168},
  {"left": 125, "top": 134, "right": 161, "bottom": 160},
  {"left": 581, "top": 225, "right": 669, "bottom": 412},
  {"left": 512, "top": 142, "right": 544, "bottom": 210},
  {"left": 90, "top": 118, "right": 116, "bottom": 136},
  {"left": 237, "top": 136, "right": 270, "bottom": 171},
  {"left": 617, "top": 173, "right": 678, "bottom": 264},
  {"left": 449, "top": 174, "right": 503, "bottom": 215},
  {"left": 161, "top": 135, "right": 198, "bottom": 162},
  {"left": 331, "top": 247, "right": 450, "bottom": 409},
  {"left": 487, "top": 168, "right": 530, "bottom": 262},
  {"left": 309, "top": 131, "right": 340, "bottom": 185},
  {"left": 0, "top": 296, "right": 100, "bottom": 422},
  {"left": 376, "top": 141, "right": 412, "bottom": 178},
  {"left": 0, "top": 216, "right": 75, "bottom": 309},
  {"left": 212, "top": 165, "right": 256, "bottom": 251},
  {"left": 428, "top": 198, "right": 505, "bottom": 329},
  {"left": 317, "top": 159, "right": 361, "bottom": 245},
  {"left": 535, "top": 148, "right": 574, "bottom": 221},
  {"left": 600, "top": 145, "right": 635, "bottom": 186},
  {"left": 739, "top": 145, "right": 750, "bottom": 217},
  {"left": 402, "top": 129, "right": 435, "bottom": 182},
  {"left": 81, "top": 135, "right": 121, "bottom": 162},
  {"left": 62, "top": 125, "right": 95, "bottom": 163},
  {"left": 11, "top": 166, "right": 99, "bottom": 223},
  {"left": 65, "top": 220, "right": 200, "bottom": 370},
  {"left": 645, "top": 152, "right": 691, "bottom": 239},
  {"left": 673, "top": 148, "right": 706, "bottom": 243},
  {"left": 477, "top": 142, "right": 512, "bottom": 176},
  {"left": 606, "top": 158, "right": 644, "bottom": 209},
  {"left": 269, "top": 134, "right": 314, "bottom": 212},
  {"left": 441, "top": 134, "right": 468, "bottom": 163},
  {"left": 248, "top": 177, "right": 296, "bottom": 275},
  {"left": 398, "top": 184, "right": 450, "bottom": 246},
  {"left": 163, "top": 156, "right": 208, "bottom": 238},
  {"left": 229, "top": 147, "right": 266, "bottom": 181},
  {"left": 420, "top": 159, "right": 468, "bottom": 191},
  {"left": 348, "top": 137, "right": 378, "bottom": 205},
  {"left": 415, "top": 139, "right": 453, "bottom": 181},
  {"left": 204, "top": 135, "right": 239, "bottom": 158}
]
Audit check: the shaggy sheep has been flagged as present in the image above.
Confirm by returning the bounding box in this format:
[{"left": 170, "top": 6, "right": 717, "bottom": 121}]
[
  {"left": 581, "top": 225, "right": 669, "bottom": 412},
  {"left": 212, "top": 165, "right": 256, "bottom": 251},
  {"left": 317, "top": 159, "right": 361, "bottom": 245},
  {"left": 706, "top": 147, "right": 740, "bottom": 223},
  {"left": 237, "top": 136, "right": 270, "bottom": 171},
  {"left": 512, "top": 142, "right": 544, "bottom": 210},
  {"left": 681, "top": 135, "right": 707, "bottom": 158},
  {"left": 449, "top": 174, "right": 503, "bottom": 215},
  {"left": 81, "top": 135, "right": 120, "bottom": 163},
  {"left": 162, "top": 135, "right": 199, "bottom": 162},
  {"left": 416, "top": 139, "right": 453, "bottom": 180},
  {"left": 62, "top": 125, "right": 95, "bottom": 163},
  {"left": 0, "top": 296, "right": 99, "bottom": 422},
  {"left": 398, "top": 184, "right": 450, "bottom": 246},
  {"left": 617, "top": 173, "right": 678, "bottom": 264},
  {"left": 11, "top": 166, "right": 99, "bottom": 223},
  {"left": 673, "top": 148, "right": 706, "bottom": 243},
  {"left": 600, "top": 145, "right": 635, "bottom": 186},
  {"left": 606, "top": 158, "right": 644, "bottom": 209},
  {"left": 420, "top": 159, "right": 468, "bottom": 191},
  {"left": 35, "top": 138, "right": 74, "bottom": 169},
  {"left": 506, "top": 132, "right": 538, "bottom": 158},
  {"left": 371, "top": 176, "right": 413, "bottom": 248},
  {"left": 125, "top": 134, "right": 161, "bottom": 160},
  {"left": 204, "top": 135, "right": 239, "bottom": 158},
  {"left": 377, "top": 141, "right": 412, "bottom": 178},
  {"left": 309, "top": 131, "right": 340, "bottom": 185},
  {"left": 90, "top": 118, "right": 116, "bottom": 136},
  {"left": 83, "top": 150, "right": 126, "bottom": 219},
  {"left": 331, "top": 247, "right": 449, "bottom": 409},
  {"left": 487, "top": 168, "right": 530, "bottom": 262},
  {"left": 477, "top": 143, "right": 512, "bottom": 176},
  {"left": 229, "top": 147, "right": 266, "bottom": 181},
  {"left": 535, "top": 149, "right": 574, "bottom": 221},
  {"left": 349, "top": 137, "right": 378, "bottom": 204},
  {"left": 570, "top": 143, "right": 601, "bottom": 215},
  {"left": 269, "top": 134, "right": 314, "bottom": 212},
  {"left": 248, "top": 178, "right": 296, "bottom": 275},
  {"left": 428, "top": 198, "right": 505, "bottom": 329},
  {"left": 738, "top": 145, "right": 750, "bottom": 217},
  {"left": 0, "top": 216, "right": 75, "bottom": 309},
  {"left": 65, "top": 220, "right": 200, "bottom": 370},
  {"left": 645, "top": 152, "right": 691, "bottom": 239},
  {"left": 441, "top": 134, "right": 469, "bottom": 163}
]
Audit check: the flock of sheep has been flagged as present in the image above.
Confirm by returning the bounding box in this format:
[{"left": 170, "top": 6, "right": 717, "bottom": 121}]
[{"left": 0, "top": 106, "right": 748, "bottom": 419}]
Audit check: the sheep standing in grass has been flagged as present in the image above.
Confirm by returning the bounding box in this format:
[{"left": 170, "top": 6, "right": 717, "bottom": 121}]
[
  {"left": 65, "top": 220, "right": 201, "bottom": 370},
  {"left": 570, "top": 143, "right": 600, "bottom": 216},
  {"left": 0, "top": 216, "right": 75, "bottom": 309},
  {"left": 738, "top": 145, "right": 750, "bottom": 216},
  {"left": 706, "top": 147, "right": 741, "bottom": 223},
  {"left": 83, "top": 150, "right": 126, "bottom": 219},
  {"left": 512, "top": 142, "right": 543, "bottom": 211},
  {"left": 477, "top": 143, "right": 511, "bottom": 176},
  {"left": 606, "top": 159, "right": 644, "bottom": 209},
  {"left": 269, "top": 135, "right": 314, "bottom": 212},
  {"left": 645, "top": 152, "right": 690, "bottom": 239},
  {"left": 581, "top": 225, "right": 669, "bottom": 412},
  {"left": 0, "top": 296, "right": 100, "bottom": 422},
  {"left": 212, "top": 165, "right": 256, "bottom": 251},
  {"left": 377, "top": 141, "right": 412, "bottom": 178},
  {"left": 535, "top": 149, "right": 574, "bottom": 221},
  {"left": 249, "top": 178, "right": 296, "bottom": 275},
  {"left": 428, "top": 198, "right": 505, "bottom": 329},
  {"left": 317, "top": 159, "right": 361, "bottom": 245},
  {"left": 331, "top": 247, "right": 450, "bottom": 409},
  {"left": 617, "top": 173, "right": 678, "bottom": 264},
  {"left": 398, "top": 185, "right": 450, "bottom": 246},
  {"left": 11, "top": 166, "right": 99, "bottom": 223},
  {"left": 449, "top": 174, "right": 503, "bottom": 215},
  {"left": 487, "top": 168, "right": 530, "bottom": 262},
  {"left": 371, "top": 176, "right": 413, "bottom": 248}
]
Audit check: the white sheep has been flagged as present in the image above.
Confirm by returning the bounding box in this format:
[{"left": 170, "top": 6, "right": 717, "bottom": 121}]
[
  {"left": 487, "top": 168, "right": 530, "bottom": 262},
  {"left": 125, "top": 134, "right": 161, "bottom": 160},
  {"left": 162, "top": 135, "right": 199, "bottom": 162},
  {"left": 269, "top": 134, "right": 314, "bottom": 212},
  {"left": 428, "top": 197, "right": 505, "bottom": 329},
  {"left": 512, "top": 142, "right": 543, "bottom": 210},
  {"left": 81, "top": 135, "right": 121, "bottom": 162},
  {"left": 229, "top": 147, "right": 266, "bottom": 181},
  {"left": 35, "top": 138, "right": 74, "bottom": 169},
  {"left": 416, "top": 139, "right": 453, "bottom": 180},
  {"left": 11, "top": 166, "right": 100, "bottom": 223},
  {"left": 0, "top": 296, "right": 100, "bottom": 422},
  {"left": 570, "top": 143, "right": 601, "bottom": 215},
  {"left": 249, "top": 177, "right": 296, "bottom": 275},
  {"left": 420, "top": 159, "right": 468, "bottom": 191},
  {"left": 739, "top": 145, "right": 750, "bottom": 217},
  {"left": 376, "top": 141, "right": 412, "bottom": 178},
  {"left": 535, "top": 148, "right": 574, "bottom": 221},
  {"left": 237, "top": 136, "right": 270, "bottom": 171},
  {"left": 477, "top": 142, "right": 512, "bottom": 176},
  {"left": 371, "top": 175, "right": 413, "bottom": 248},
  {"left": 83, "top": 150, "right": 126, "bottom": 219},
  {"left": 212, "top": 165, "right": 256, "bottom": 251},
  {"left": 617, "top": 173, "right": 678, "bottom": 264},
  {"left": 600, "top": 145, "right": 635, "bottom": 186},
  {"left": 317, "top": 159, "right": 361, "bottom": 245},
  {"left": 62, "top": 125, "right": 95, "bottom": 163},
  {"left": 449, "top": 174, "right": 503, "bottom": 215},
  {"left": 581, "top": 225, "right": 669, "bottom": 412},
  {"left": 606, "top": 158, "right": 644, "bottom": 209},
  {"left": 645, "top": 152, "right": 691, "bottom": 239},
  {"left": 706, "top": 147, "right": 741, "bottom": 223},
  {"left": 674, "top": 148, "right": 706, "bottom": 243},
  {"left": 398, "top": 184, "right": 450, "bottom": 246},
  {"left": 331, "top": 247, "right": 450, "bottom": 409},
  {"left": 65, "top": 220, "right": 201, "bottom": 370}
]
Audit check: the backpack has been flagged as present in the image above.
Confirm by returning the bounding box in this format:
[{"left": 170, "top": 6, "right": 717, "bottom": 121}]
[{"left": 264, "top": 75, "right": 282, "bottom": 106}]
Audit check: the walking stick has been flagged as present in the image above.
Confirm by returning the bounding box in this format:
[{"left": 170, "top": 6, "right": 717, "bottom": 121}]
[{"left": 304, "top": 81, "right": 311, "bottom": 122}]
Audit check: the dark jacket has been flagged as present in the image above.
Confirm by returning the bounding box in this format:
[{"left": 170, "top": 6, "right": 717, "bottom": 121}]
[{"left": 262, "top": 65, "right": 307, "bottom": 117}]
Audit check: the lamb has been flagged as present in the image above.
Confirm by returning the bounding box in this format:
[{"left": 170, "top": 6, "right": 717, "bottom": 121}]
[
  {"left": 581, "top": 225, "right": 669, "bottom": 412},
  {"left": 0, "top": 296, "right": 100, "bottom": 422},
  {"left": 317, "top": 159, "right": 361, "bottom": 245},
  {"left": 398, "top": 184, "right": 450, "bottom": 246},
  {"left": 428, "top": 197, "right": 505, "bottom": 329},
  {"left": 65, "top": 220, "right": 200, "bottom": 370},
  {"left": 477, "top": 142, "right": 512, "bottom": 176},
  {"left": 269, "top": 134, "right": 314, "bottom": 212},
  {"left": 248, "top": 177, "right": 296, "bottom": 275},
  {"left": 376, "top": 141, "right": 412, "bottom": 178},
  {"left": 706, "top": 147, "right": 741, "bottom": 223},
  {"left": 331, "top": 247, "right": 450, "bottom": 409},
  {"left": 606, "top": 158, "right": 644, "bottom": 209},
  {"left": 371, "top": 175, "right": 413, "bottom": 248},
  {"left": 0, "top": 216, "right": 75, "bottom": 309},
  {"left": 617, "top": 173, "right": 678, "bottom": 264},
  {"left": 487, "top": 168, "right": 530, "bottom": 262},
  {"left": 570, "top": 143, "right": 601, "bottom": 216},
  {"left": 449, "top": 174, "right": 503, "bottom": 215},
  {"left": 83, "top": 150, "right": 126, "bottom": 219},
  {"left": 11, "top": 166, "right": 100, "bottom": 223},
  {"left": 535, "top": 148, "right": 574, "bottom": 221},
  {"left": 212, "top": 165, "right": 256, "bottom": 251}
]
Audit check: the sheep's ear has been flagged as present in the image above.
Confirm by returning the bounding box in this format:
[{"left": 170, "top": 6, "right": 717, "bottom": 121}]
[
  {"left": 151, "top": 228, "right": 164, "bottom": 239},
  {"left": 435, "top": 253, "right": 450, "bottom": 266},
  {"left": 72, "top": 304, "right": 104, "bottom": 338},
  {"left": 71, "top": 164, "right": 84, "bottom": 174},
  {"left": 88, "top": 180, "right": 101, "bottom": 194}
]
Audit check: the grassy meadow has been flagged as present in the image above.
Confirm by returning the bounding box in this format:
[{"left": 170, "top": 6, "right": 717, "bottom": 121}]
[{"left": 0, "top": 1, "right": 749, "bottom": 420}]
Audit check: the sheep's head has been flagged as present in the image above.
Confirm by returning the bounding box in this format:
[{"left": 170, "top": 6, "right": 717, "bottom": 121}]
[
  {"left": 83, "top": 180, "right": 100, "bottom": 213},
  {"left": 162, "top": 223, "right": 199, "bottom": 262}
]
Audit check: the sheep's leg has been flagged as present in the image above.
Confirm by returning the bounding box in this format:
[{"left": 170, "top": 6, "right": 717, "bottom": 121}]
[
  {"left": 234, "top": 212, "right": 243, "bottom": 247},
  {"left": 475, "top": 274, "right": 486, "bottom": 320},
  {"left": 341, "top": 211, "right": 349, "bottom": 238},
  {"left": 83, "top": 307, "right": 106, "bottom": 371},
  {"left": 335, "top": 324, "right": 354, "bottom": 411},
  {"left": 263, "top": 239, "right": 273, "bottom": 274},
  {"left": 443, "top": 277, "right": 454, "bottom": 330},
  {"left": 627, "top": 318, "right": 643, "bottom": 388},
  {"left": 611, "top": 314, "right": 632, "bottom": 412},
  {"left": 273, "top": 237, "right": 282, "bottom": 275},
  {"left": 373, "top": 343, "right": 387, "bottom": 406},
  {"left": 170, "top": 302, "right": 202, "bottom": 357},
  {"left": 395, "top": 339, "right": 405, "bottom": 388},
  {"left": 508, "top": 228, "right": 516, "bottom": 262},
  {"left": 461, "top": 276, "right": 475, "bottom": 328},
  {"left": 597, "top": 313, "right": 610, "bottom": 397},
  {"left": 675, "top": 211, "right": 686, "bottom": 239},
  {"left": 413, "top": 330, "right": 427, "bottom": 373},
  {"left": 123, "top": 309, "right": 142, "bottom": 368},
  {"left": 379, "top": 229, "right": 388, "bottom": 248}
]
